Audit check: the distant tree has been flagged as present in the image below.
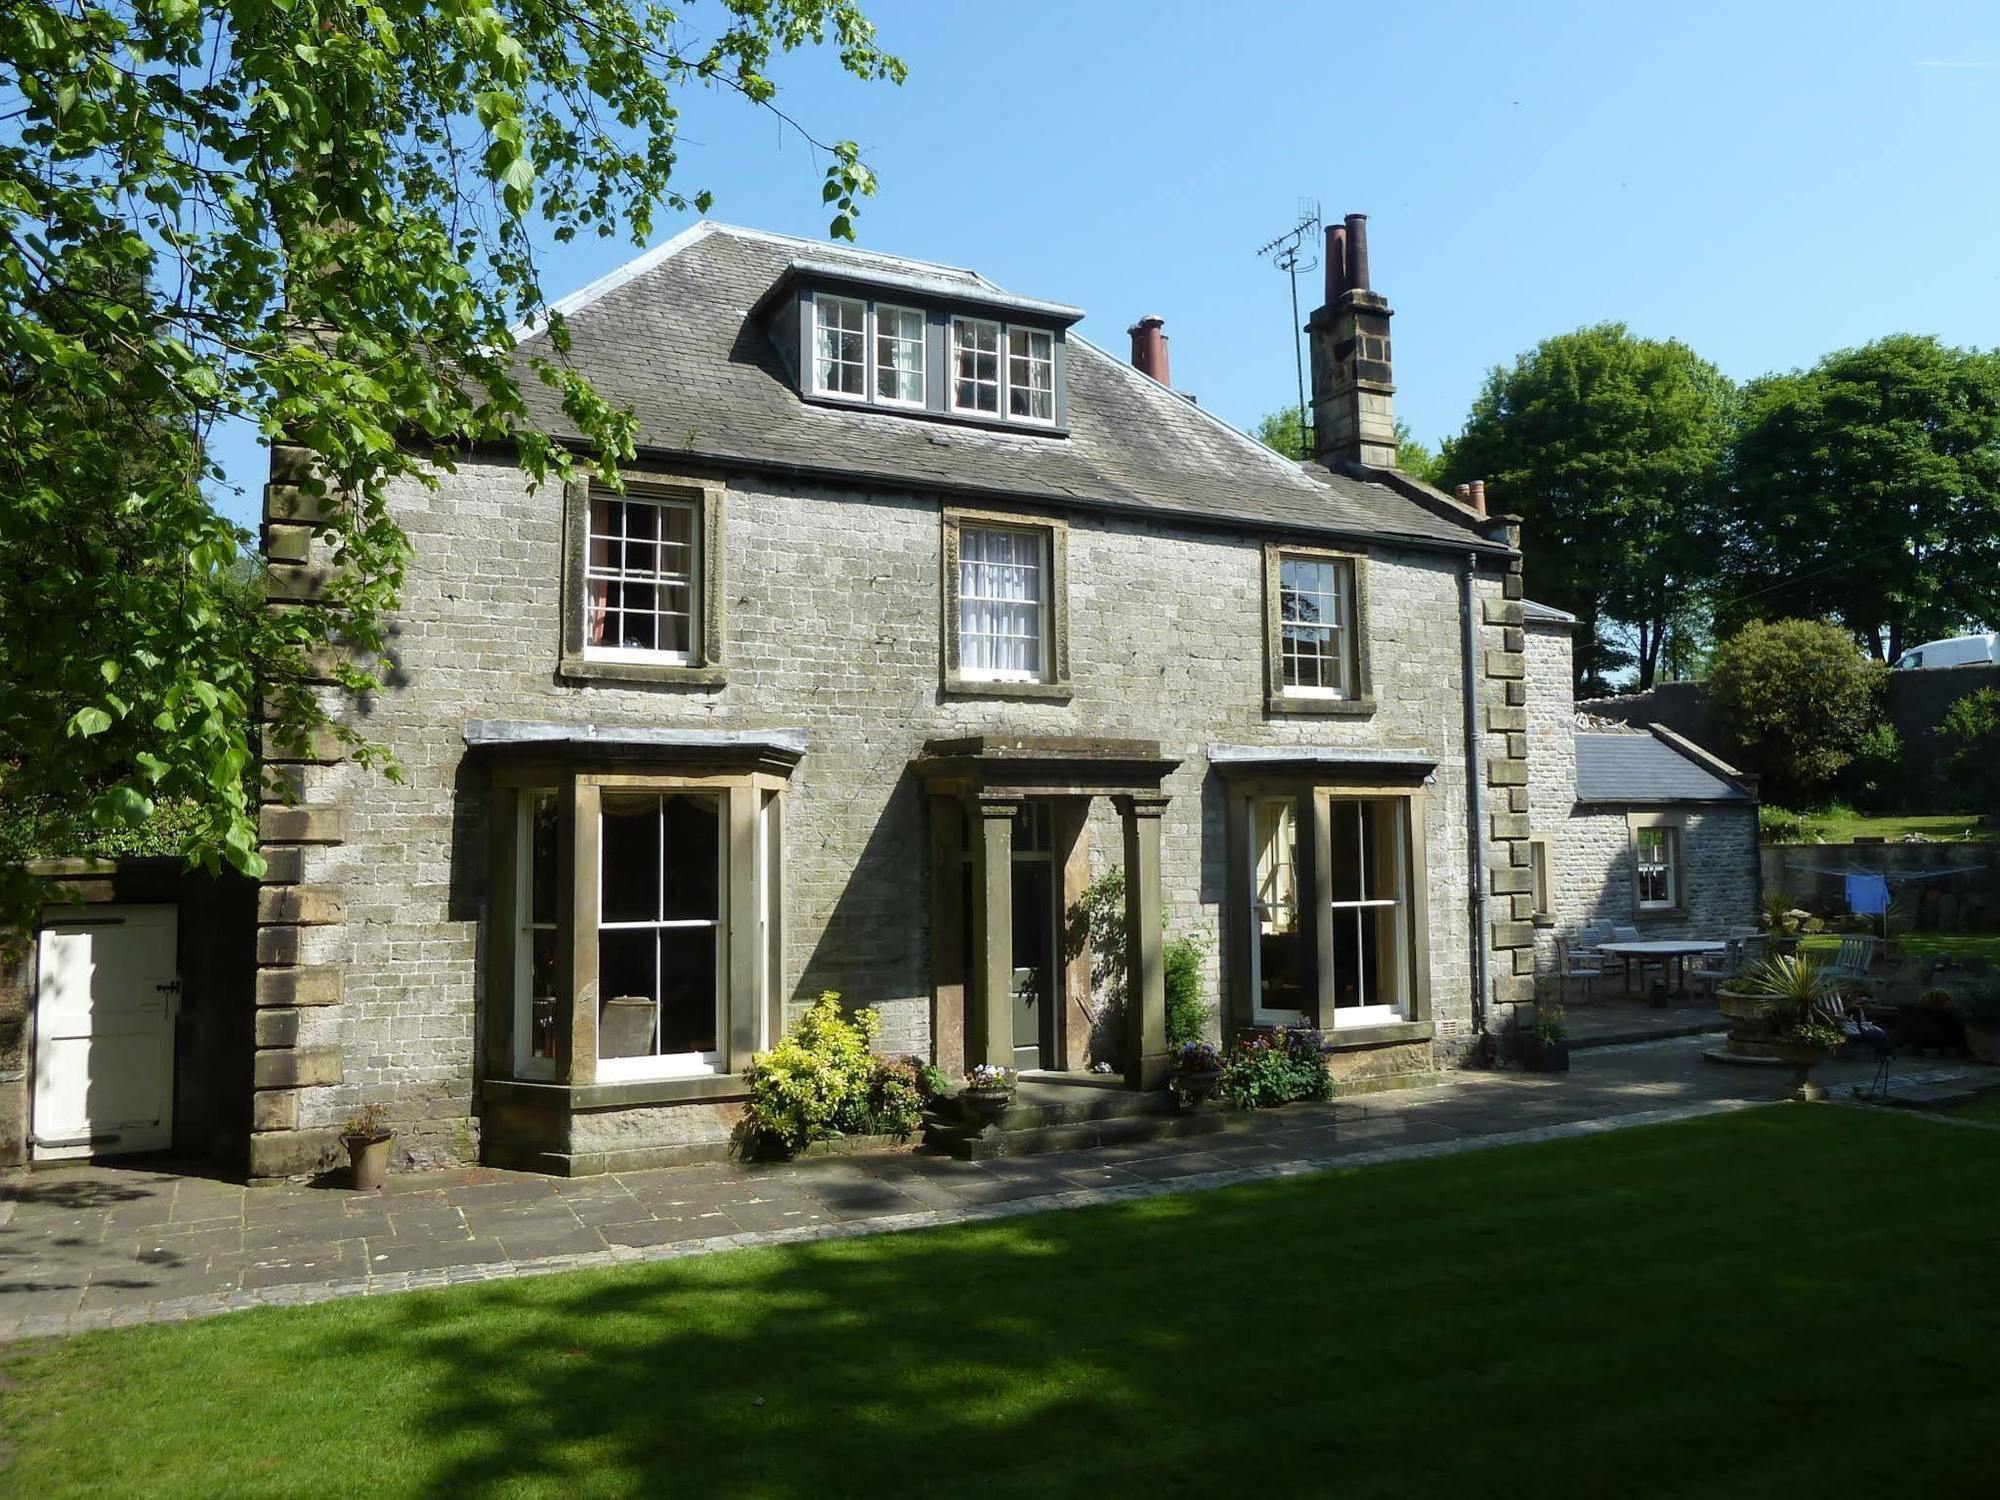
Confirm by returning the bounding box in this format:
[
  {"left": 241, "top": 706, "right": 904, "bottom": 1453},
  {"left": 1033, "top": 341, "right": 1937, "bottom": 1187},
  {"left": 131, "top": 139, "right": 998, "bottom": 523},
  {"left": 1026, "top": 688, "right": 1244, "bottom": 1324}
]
[
  {"left": 1437, "top": 324, "right": 1735, "bottom": 693},
  {"left": 1706, "top": 619, "right": 1884, "bottom": 806},
  {"left": 1720, "top": 335, "right": 2000, "bottom": 661},
  {"left": 1253, "top": 409, "right": 1442, "bottom": 483},
  {"left": 1937, "top": 688, "right": 2000, "bottom": 812}
]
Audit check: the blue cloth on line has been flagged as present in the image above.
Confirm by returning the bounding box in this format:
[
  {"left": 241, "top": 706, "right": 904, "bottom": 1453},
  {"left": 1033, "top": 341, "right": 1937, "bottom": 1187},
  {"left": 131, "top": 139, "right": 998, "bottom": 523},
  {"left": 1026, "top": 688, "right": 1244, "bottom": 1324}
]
[{"left": 1846, "top": 872, "right": 1891, "bottom": 917}]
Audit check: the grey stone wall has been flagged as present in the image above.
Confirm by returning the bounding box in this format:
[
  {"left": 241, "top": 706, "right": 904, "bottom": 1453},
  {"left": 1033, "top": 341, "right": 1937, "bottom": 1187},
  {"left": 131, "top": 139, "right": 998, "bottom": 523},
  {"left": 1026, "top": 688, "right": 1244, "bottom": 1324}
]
[{"left": 270, "top": 457, "right": 1511, "bottom": 1163}]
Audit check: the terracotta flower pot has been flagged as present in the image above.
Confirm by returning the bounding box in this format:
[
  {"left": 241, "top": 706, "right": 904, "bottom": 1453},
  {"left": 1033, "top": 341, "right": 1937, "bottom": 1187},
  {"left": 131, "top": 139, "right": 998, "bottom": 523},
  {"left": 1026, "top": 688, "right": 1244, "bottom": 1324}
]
[{"left": 344, "top": 1132, "right": 392, "bottom": 1192}]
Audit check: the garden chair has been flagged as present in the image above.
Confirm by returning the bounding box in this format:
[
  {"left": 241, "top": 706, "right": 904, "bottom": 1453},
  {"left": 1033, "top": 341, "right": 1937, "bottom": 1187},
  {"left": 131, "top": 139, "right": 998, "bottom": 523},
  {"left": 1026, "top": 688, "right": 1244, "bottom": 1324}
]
[
  {"left": 1688, "top": 937, "right": 1743, "bottom": 997},
  {"left": 1824, "top": 935, "right": 1881, "bottom": 1000},
  {"left": 1579, "top": 922, "right": 1620, "bottom": 984},
  {"left": 1554, "top": 935, "right": 1603, "bottom": 1005}
]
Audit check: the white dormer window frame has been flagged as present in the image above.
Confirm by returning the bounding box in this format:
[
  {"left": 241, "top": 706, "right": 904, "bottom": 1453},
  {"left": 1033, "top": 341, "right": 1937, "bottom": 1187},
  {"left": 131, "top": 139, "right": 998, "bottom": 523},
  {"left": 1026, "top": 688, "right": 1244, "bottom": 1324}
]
[
  {"left": 950, "top": 315, "right": 1003, "bottom": 416},
  {"left": 811, "top": 292, "right": 868, "bottom": 400},
  {"left": 1007, "top": 326, "right": 1056, "bottom": 425},
  {"left": 873, "top": 301, "right": 927, "bottom": 408}
]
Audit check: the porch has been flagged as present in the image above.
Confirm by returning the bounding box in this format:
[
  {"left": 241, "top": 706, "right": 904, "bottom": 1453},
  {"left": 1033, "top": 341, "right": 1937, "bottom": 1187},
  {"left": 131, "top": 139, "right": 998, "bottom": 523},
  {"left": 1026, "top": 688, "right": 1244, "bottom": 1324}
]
[{"left": 913, "top": 736, "right": 1181, "bottom": 1091}]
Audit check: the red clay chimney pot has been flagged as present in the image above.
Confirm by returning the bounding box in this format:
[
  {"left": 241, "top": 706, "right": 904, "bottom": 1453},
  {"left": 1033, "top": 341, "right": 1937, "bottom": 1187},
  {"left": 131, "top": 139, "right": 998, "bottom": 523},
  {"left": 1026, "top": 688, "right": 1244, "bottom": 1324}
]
[{"left": 1127, "top": 314, "right": 1171, "bottom": 386}]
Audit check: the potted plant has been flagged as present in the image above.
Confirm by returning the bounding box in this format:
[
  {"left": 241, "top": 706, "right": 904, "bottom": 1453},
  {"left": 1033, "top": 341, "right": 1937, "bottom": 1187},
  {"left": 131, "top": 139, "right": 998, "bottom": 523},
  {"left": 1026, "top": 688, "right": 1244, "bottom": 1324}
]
[
  {"left": 1171, "top": 1040, "right": 1224, "bottom": 1106},
  {"left": 342, "top": 1103, "right": 393, "bottom": 1191},
  {"left": 1726, "top": 954, "right": 1847, "bottom": 1101},
  {"left": 1955, "top": 983, "right": 2000, "bottom": 1065},
  {"left": 961, "top": 1063, "right": 1017, "bottom": 1128},
  {"left": 1759, "top": 887, "right": 1799, "bottom": 957},
  {"left": 1520, "top": 1007, "right": 1570, "bottom": 1072}
]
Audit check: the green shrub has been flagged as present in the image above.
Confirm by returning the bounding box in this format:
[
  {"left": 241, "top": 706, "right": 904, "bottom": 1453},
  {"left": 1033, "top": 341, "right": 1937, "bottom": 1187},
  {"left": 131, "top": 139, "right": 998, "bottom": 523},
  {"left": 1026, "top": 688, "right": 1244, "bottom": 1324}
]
[
  {"left": 1163, "top": 933, "right": 1207, "bottom": 1047},
  {"left": 1758, "top": 805, "right": 1826, "bottom": 844},
  {"left": 851, "top": 1056, "right": 926, "bottom": 1141},
  {"left": 1938, "top": 688, "right": 2000, "bottom": 811},
  {"left": 744, "top": 992, "right": 881, "bottom": 1156},
  {"left": 1707, "top": 619, "right": 1883, "bottom": 806},
  {"left": 1219, "top": 1027, "right": 1332, "bottom": 1109},
  {"left": 1839, "top": 721, "right": 1906, "bottom": 810}
]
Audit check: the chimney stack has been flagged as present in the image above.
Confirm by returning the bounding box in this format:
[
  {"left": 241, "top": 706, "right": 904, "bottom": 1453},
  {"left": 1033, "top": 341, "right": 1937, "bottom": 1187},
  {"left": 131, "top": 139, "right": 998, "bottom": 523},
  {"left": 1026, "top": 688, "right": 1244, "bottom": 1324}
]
[
  {"left": 1128, "top": 314, "right": 1171, "bottom": 386},
  {"left": 1455, "top": 480, "right": 1487, "bottom": 516},
  {"left": 1307, "top": 210, "right": 1397, "bottom": 471}
]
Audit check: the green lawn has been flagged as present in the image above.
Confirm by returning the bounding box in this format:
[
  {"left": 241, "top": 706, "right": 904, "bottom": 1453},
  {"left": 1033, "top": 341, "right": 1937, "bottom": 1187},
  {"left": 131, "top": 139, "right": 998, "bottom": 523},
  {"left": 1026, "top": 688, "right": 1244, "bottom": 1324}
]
[
  {"left": 1948, "top": 1090, "right": 2000, "bottom": 1124},
  {"left": 1783, "top": 810, "right": 1997, "bottom": 844},
  {"left": 1801, "top": 932, "right": 2000, "bottom": 963},
  {"left": 4, "top": 1108, "right": 1997, "bottom": 1499}
]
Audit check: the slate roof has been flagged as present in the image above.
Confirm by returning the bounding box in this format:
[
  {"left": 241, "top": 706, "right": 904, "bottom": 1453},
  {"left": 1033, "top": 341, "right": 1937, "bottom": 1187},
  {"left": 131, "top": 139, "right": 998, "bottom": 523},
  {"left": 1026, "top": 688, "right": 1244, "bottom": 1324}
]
[
  {"left": 1575, "top": 731, "right": 1755, "bottom": 805},
  {"left": 510, "top": 222, "right": 1506, "bottom": 555}
]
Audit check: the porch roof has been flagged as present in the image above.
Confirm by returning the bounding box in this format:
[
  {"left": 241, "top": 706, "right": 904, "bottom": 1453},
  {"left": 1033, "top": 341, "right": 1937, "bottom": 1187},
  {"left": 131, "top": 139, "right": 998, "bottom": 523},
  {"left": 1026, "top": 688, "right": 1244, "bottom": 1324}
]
[
  {"left": 463, "top": 720, "right": 808, "bottom": 774},
  {"left": 912, "top": 735, "right": 1180, "bottom": 798},
  {"left": 1206, "top": 744, "right": 1438, "bottom": 782}
]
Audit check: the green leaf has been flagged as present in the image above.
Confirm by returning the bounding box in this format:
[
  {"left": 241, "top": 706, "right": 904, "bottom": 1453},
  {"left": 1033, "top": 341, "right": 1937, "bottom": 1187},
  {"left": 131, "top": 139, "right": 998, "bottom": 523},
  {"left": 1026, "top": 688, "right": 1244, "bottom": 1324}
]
[{"left": 67, "top": 707, "right": 112, "bottom": 739}]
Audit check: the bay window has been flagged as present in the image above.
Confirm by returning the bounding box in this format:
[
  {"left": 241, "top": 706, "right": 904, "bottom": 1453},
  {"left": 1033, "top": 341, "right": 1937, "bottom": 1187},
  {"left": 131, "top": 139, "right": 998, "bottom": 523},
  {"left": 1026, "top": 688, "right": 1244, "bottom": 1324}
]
[
  {"left": 1225, "top": 769, "right": 1432, "bottom": 1036},
  {"left": 597, "top": 792, "right": 724, "bottom": 1079}
]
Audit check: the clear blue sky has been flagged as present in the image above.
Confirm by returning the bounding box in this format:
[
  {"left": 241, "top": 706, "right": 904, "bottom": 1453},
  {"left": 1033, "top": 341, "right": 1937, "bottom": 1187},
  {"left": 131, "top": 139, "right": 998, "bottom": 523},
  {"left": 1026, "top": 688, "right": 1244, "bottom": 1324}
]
[{"left": 207, "top": 0, "right": 2000, "bottom": 529}]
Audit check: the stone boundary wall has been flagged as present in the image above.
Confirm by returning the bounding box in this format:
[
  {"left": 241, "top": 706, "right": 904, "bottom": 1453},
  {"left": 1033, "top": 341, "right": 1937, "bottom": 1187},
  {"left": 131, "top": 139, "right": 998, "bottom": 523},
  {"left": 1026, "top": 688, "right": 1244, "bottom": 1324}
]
[{"left": 1761, "top": 841, "right": 1999, "bottom": 931}]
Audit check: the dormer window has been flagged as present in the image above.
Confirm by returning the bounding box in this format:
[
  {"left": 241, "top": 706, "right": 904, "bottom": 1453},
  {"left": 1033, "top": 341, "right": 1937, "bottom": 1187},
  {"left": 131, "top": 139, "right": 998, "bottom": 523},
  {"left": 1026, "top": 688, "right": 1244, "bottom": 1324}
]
[
  {"left": 787, "top": 271, "right": 1075, "bottom": 431},
  {"left": 812, "top": 294, "right": 867, "bottom": 397},
  {"left": 952, "top": 317, "right": 1002, "bottom": 414}
]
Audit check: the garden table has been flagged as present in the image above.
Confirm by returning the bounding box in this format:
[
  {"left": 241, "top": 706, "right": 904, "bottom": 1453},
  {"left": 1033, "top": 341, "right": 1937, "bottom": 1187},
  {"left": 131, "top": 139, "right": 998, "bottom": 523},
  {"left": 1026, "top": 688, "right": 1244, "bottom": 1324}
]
[{"left": 1593, "top": 939, "right": 1730, "bottom": 1001}]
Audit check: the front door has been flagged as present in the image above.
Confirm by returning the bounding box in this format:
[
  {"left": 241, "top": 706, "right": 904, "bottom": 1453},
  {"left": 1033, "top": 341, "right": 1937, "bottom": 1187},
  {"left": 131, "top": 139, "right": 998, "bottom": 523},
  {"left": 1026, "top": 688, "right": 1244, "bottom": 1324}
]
[
  {"left": 32, "top": 905, "right": 179, "bottom": 1160},
  {"left": 1011, "top": 858, "right": 1054, "bottom": 1070}
]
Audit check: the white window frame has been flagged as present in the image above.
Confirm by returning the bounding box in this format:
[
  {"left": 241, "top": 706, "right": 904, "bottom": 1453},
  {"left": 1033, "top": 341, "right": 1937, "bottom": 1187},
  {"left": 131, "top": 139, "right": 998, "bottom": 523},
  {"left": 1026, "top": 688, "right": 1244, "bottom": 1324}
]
[
  {"left": 513, "top": 789, "right": 560, "bottom": 1081},
  {"left": 1249, "top": 796, "right": 1309, "bottom": 1026},
  {"left": 873, "top": 301, "right": 928, "bottom": 408},
  {"left": 1006, "top": 326, "right": 1056, "bottom": 425},
  {"left": 1278, "top": 553, "right": 1357, "bottom": 700},
  {"left": 812, "top": 293, "right": 868, "bottom": 400},
  {"left": 595, "top": 792, "right": 727, "bottom": 1083},
  {"left": 1635, "top": 825, "right": 1678, "bottom": 911},
  {"left": 581, "top": 493, "right": 699, "bottom": 667},
  {"left": 950, "top": 316, "right": 1003, "bottom": 415},
  {"left": 956, "top": 521, "right": 1048, "bottom": 683},
  {"left": 1323, "top": 797, "right": 1411, "bottom": 1028}
]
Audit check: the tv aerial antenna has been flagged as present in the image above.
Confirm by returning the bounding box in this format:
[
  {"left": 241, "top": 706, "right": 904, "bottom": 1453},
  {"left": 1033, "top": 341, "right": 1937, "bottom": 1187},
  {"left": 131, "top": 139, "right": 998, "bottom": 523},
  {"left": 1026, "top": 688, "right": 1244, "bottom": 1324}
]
[{"left": 1257, "top": 201, "right": 1321, "bottom": 456}]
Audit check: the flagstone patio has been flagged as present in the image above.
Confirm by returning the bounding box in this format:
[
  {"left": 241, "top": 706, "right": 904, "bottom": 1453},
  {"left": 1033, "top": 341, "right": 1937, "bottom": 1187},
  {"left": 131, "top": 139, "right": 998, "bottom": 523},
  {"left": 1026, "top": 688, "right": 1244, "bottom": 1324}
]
[{"left": 3, "top": 1035, "right": 1993, "bottom": 1343}]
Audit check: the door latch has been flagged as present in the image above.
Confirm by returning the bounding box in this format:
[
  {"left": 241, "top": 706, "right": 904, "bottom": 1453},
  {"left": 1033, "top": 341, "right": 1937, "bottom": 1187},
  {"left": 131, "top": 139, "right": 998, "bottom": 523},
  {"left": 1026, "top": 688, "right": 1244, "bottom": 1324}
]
[{"left": 155, "top": 979, "right": 181, "bottom": 995}]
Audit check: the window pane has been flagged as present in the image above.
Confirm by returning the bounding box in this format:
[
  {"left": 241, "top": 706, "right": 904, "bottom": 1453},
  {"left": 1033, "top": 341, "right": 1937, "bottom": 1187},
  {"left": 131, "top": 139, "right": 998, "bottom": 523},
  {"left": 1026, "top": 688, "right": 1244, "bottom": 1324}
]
[
  {"left": 584, "top": 495, "right": 696, "bottom": 658},
  {"left": 953, "top": 319, "right": 1001, "bottom": 412},
  {"left": 1278, "top": 555, "right": 1356, "bottom": 695},
  {"left": 1327, "top": 800, "right": 1362, "bottom": 902},
  {"left": 598, "top": 930, "right": 657, "bottom": 1059},
  {"left": 528, "top": 791, "right": 560, "bottom": 925},
  {"left": 815, "top": 295, "right": 866, "bottom": 395},
  {"left": 529, "top": 928, "right": 560, "bottom": 1060},
  {"left": 1326, "top": 798, "right": 1411, "bottom": 1017},
  {"left": 658, "top": 927, "right": 719, "bottom": 1055},
  {"left": 875, "top": 305, "right": 925, "bottom": 404},
  {"left": 1253, "top": 798, "right": 1309, "bottom": 1015},
  {"left": 1007, "top": 328, "right": 1054, "bottom": 420},
  {"left": 600, "top": 795, "right": 661, "bottom": 923},
  {"left": 959, "top": 524, "right": 1044, "bottom": 678},
  {"left": 660, "top": 795, "right": 720, "bottom": 920}
]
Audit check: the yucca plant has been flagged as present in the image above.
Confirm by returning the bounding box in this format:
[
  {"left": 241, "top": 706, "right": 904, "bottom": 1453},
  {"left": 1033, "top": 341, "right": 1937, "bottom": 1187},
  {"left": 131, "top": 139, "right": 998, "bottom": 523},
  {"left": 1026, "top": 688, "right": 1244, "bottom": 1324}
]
[
  {"left": 1737, "top": 954, "right": 1845, "bottom": 1052},
  {"left": 1759, "top": 886, "right": 1793, "bottom": 934}
]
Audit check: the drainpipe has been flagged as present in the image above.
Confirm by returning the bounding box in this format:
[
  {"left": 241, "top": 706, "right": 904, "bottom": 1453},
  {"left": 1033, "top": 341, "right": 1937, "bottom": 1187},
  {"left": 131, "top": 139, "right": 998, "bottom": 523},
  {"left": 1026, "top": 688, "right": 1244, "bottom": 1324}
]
[{"left": 1460, "top": 553, "right": 1490, "bottom": 1044}]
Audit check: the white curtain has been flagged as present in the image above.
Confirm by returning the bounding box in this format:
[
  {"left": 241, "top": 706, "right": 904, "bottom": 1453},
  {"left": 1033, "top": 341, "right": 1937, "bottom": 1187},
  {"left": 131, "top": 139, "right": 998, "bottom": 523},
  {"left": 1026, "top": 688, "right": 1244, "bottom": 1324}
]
[{"left": 959, "top": 527, "right": 1041, "bottom": 676}]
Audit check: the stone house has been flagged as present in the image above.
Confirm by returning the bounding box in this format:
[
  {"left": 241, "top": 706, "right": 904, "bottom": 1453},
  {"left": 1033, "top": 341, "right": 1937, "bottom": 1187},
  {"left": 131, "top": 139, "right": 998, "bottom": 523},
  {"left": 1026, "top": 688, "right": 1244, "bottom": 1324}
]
[
  {"left": 1522, "top": 601, "right": 1760, "bottom": 991},
  {"left": 3, "top": 214, "right": 1555, "bottom": 1176}
]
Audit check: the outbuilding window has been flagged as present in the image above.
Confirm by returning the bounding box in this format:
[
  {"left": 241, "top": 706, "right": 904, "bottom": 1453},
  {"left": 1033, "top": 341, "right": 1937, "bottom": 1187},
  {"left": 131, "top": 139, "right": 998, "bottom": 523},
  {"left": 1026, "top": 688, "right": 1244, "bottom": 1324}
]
[{"left": 1636, "top": 825, "right": 1678, "bottom": 910}]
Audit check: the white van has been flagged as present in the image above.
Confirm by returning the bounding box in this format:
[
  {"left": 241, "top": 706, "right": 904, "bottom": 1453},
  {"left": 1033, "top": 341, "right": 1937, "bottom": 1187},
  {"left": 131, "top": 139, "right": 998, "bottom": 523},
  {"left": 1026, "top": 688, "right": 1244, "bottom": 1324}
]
[{"left": 1892, "top": 633, "right": 2000, "bottom": 670}]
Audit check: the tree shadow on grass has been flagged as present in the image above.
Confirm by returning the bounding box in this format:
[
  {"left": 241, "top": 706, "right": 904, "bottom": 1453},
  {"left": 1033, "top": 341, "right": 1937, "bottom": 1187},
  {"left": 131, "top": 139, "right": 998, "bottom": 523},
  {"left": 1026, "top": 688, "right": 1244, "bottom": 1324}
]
[{"left": 295, "top": 1108, "right": 2000, "bottom": 1500}]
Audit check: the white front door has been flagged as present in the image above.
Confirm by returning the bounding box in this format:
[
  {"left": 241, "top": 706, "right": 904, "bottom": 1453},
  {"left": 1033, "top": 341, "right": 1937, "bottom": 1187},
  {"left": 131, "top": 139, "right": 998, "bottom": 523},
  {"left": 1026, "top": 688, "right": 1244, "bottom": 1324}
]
[{"left": 32, "top": 905, "right": 179, "bottom": 1160}]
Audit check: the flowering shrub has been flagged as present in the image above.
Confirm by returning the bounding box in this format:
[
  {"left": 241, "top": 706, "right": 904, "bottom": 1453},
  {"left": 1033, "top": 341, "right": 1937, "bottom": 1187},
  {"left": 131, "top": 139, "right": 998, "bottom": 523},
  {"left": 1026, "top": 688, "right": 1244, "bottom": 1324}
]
[
  {"left": 744, "top": 991, "right": 881, "bottom": 1157},
  {"left": 1219, "top": 1027, "right": 1331, "bottom": 1108},
  {"left": 854, "top": 1056, "right": 927, "bottom": 1140}
]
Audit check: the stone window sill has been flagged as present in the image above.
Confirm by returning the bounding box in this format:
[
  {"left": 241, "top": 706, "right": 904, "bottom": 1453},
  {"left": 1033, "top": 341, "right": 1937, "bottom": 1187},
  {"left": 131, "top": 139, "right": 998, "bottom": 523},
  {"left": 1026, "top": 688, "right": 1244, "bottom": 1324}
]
[
  {"left": 484, "top": 1073, "right": 750, "bottom": 1110},
  {"left": 1319, "top": 1019, "right": 1434, "bottom": 1050},
  {"left": 557, "top": 655, "right": 727, "bottom": 689},
  {"left": 943, "top": 677, "right": 1074, "bottom": 703},
  {"left": 1265, "top": 693, "right": 1377, "bottom": 719},
  {"left": 1634, "top": 905, "right": 1689, "bottom": 924}
]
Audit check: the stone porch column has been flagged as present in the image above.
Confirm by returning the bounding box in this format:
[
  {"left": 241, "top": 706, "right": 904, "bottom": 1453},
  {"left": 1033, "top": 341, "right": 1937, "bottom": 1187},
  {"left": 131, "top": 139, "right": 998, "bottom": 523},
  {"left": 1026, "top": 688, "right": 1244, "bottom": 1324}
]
[
  {"left": 967, "top": 795, "right": 1019, "bottom": 1071},
  {"left": 1116, "top": 794, "right": 1171, "bottom": 1090}
]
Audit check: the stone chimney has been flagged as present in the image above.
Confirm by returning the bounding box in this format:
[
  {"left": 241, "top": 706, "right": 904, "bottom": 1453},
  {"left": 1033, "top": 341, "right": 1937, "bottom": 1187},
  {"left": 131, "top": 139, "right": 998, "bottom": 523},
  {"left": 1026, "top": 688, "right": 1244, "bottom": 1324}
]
[
  {"left": 1128, "top": 314, "right": 1171, "bottom": 386},
  {"left": 1308, "top": 212, "right": 1396, "bottom": 471}
]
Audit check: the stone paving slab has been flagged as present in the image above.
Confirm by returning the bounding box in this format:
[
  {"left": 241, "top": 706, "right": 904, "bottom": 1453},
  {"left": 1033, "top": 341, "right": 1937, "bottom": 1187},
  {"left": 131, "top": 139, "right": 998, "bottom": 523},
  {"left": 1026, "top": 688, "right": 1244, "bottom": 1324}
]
[{"left": 4, "top": 1037, "right": 1994, "bottom": 1344}]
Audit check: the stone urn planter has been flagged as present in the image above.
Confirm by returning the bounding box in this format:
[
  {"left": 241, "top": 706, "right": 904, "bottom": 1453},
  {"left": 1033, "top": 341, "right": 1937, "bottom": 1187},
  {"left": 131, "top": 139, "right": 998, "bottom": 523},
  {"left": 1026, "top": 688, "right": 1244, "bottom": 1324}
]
[
  {"left": 1171, "top": 1043, "right": 1225, "bottom": 1108},
  {"left": 1767, "top": 1038, "right": 1839, "bottom": 1102},
  {"left": 342, "top": 1104, "right": 393, "bottom": 1192},
  {"left": 961, "top": 1087, "right": 1014, "bottom": 1130},
  {"left": 1716, "top": 987, "right": 1786, "bottom": 1061}
]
